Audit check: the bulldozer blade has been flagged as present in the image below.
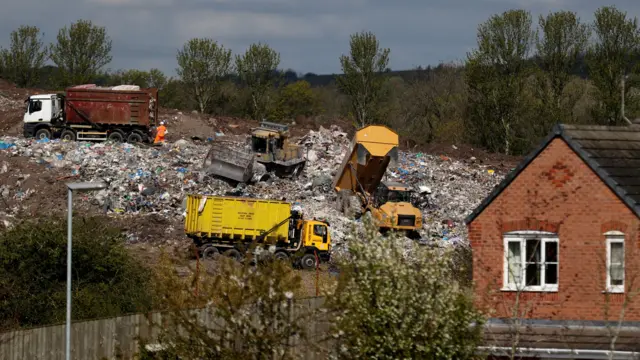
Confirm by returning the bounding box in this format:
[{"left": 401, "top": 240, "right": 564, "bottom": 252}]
[{"left": 203, "top": 143, "right": 255, "bottom": 183}]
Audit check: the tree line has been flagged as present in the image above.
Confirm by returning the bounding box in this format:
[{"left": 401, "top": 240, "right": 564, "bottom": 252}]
[{"left": 1, "top": 5, "right": 640, "bottom": 155}]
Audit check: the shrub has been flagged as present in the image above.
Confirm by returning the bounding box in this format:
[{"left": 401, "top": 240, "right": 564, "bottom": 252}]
[{"left": 0, "top": 216, "right": 154, "bottom": 330}]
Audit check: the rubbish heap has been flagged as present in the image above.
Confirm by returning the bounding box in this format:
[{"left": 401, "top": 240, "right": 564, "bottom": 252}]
[
  {"left": 0, "top": 125, "right": 504, "bottom": 250},
  {"left": 0, "top": 94, "right": 21, "bottom": 110}
]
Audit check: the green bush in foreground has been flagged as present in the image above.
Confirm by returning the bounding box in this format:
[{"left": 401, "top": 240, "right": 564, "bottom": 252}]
[
  {"left": 325, "top": 217, "right": 485, "bottom": 360},
  {"left": 0, "top": 216, "right": 154, "bottom": 330}
]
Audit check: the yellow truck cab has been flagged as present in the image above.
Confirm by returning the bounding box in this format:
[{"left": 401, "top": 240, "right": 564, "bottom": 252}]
[
  {"left": 372, "top": 181, "right": 423, "bottom": 230},
  {"left": 184, "top": 194, "right": 331, "bottom": 269}
]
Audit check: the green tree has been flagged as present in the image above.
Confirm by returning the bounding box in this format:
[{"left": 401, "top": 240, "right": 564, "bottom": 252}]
[
  {"left": 326, "top": 218, "right": 484, "bottom": 359},
  {"left": 110, "top": 68, "right": 167, "bottom": 90},
  {"left": 534, "top": 11, "right": 590, "bottom": 130},
  {"left": 49, "top": 19, "right": 112, "bottom": 87},
  {"left": 153, "top": 255, "right": 312, "bottom": 359},
  {"left": 0, "top": 25, "right": 47, "bottom": 87},
  {"left": 160, "top": 78, "right": 194, "bottom": 110},
  {"left": 465, "top": 10, "right": 536, "bottom": 155},
  {"left": 235, "top": 42, "right": 281, "bottom": 120},
  {"left": 111, "top": 69, "right": 150, "bottom": 87},
  {"left": 586, "top": 6, "right": 640, "bottom": 125},
  {"left": 273, "top": 80, "right": 321, "bottom": 120},
  {"left": 0, "top": 216, "right": 154, "bottom": 330},
  {"left": 177, "top": 38, "right": 232, "bottom": 114},
  {"left": 337, "top": 31, "right": 390, "bottom": 127},
  {"left": 400, "top": 64, "right": 466, "bottom": 145},
  {"left": 148, "top": 68, "right": 168, "bottom": 90}
]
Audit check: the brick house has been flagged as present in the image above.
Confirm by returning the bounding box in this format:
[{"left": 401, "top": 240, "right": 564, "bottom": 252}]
[{"left": 466, "top": 124, "right": 640, "bottom": 359}]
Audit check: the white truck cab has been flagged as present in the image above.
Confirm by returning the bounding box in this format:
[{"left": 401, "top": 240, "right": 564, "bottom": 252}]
[{"left": 23, "top": 94, "right": 63, "bottom": 140}]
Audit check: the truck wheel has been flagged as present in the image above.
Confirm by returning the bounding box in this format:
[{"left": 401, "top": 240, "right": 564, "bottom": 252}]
[
  {"left": 300, "top": 254, "right": 317, "bottom": 270},
  {"left": 127, "top": 132, "right": 143, "bottom": 143},
  {"left": 35, "top": 128, "right": 52, "bottom": 140},
  {"left": 202, "top": 246, "right": 219, "bottom": 260},
  {"left": 108, "top": 131, "right": 125, "bottom": 142},
  {"left": 223, "top": 249, "right": 242, "bottom": 261},
  {"left": 61, "top": 130, "right": 76, "bottom": 141},
  {"left": 274, "top": 251, "right": 289, "bottom": 262}
]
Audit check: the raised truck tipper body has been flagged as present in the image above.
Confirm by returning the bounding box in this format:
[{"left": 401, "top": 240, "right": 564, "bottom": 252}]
[
  {"left": 184, "top": 194, "right": 331, "bottom": 269},
  {"left": 332, "top": 125, "right": 423, "bottom": 237},
  {"left": 23, "top": 84, "right": 158, "bottom": 143}
]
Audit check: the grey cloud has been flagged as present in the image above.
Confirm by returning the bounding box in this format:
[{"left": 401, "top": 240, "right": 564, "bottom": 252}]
[{"left": 0, "top": 0, "right": 639, "bottom": 76}]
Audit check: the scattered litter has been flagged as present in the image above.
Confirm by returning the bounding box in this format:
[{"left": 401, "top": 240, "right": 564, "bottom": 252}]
[{"left": 0, "top": 124, "right": 504, "bottom": 251}]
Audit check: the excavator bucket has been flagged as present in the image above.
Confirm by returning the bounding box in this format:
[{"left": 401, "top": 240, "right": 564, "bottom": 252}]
[{"left": 202, "top": 142, "right": 255, "bottom": 183}]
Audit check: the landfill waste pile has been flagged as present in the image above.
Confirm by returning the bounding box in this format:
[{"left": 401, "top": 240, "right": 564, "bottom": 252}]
[
  {"left": 0, "top": 93, "right": 21, "bottom": 110},
  {"left": 0, "top": 91, "right": 24, "bottom": 134},
  {"left": 0, "top": 125, "right": 505, "bottom": 253}
]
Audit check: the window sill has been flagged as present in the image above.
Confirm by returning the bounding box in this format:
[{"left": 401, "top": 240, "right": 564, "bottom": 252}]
[
  {"left": 501, "top": 286, "right": 558, "bottom": 293},
  {"left": 602, "top": 289, "right": 624, "bottom": 294}
]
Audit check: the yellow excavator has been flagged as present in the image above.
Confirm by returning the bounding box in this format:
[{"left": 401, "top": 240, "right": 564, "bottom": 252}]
[{"left": 332, "top": 125, "right": 423, "bottom": 238}]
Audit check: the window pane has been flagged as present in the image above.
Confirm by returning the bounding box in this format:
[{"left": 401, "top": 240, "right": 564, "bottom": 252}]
[
  {"left": 611, "top": 242, "right": 624, "bottom": 264},
  {"left": 545, "top": 264, "right": 558, "bottom": 285},
  {"left": 546, "top": 241, "right": 558, "bottom": 263},
  {"left": 507, "top": 242, "right": 522, "bottom": 285},
  {"left": 611, "top": 264, "right": 624, "bottom": 285},
  {"left": 526, "top": 239, "right": 541, "bottom": 263},
  {"left": 526, "top": 263, "right": 541, "bottom": 286}
]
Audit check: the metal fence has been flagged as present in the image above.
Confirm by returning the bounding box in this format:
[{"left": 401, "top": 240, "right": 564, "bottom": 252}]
[{"left": 0, "top": 297, "right": 329, "bottom": 360}]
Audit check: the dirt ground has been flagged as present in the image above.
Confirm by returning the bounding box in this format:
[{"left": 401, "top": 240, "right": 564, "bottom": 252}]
[{"left": 127, "top": 242, "right": 337, "bottom": 298}]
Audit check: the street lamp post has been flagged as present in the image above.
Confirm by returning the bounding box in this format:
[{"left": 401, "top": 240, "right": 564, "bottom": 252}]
[{"left": 65, "top": 182, "right": 107, "bottom": 360}]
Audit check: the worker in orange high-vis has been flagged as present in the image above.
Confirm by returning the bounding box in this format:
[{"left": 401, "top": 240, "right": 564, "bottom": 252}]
[{"left": 154, "top": 121, "right": 167, "bottom": 144}]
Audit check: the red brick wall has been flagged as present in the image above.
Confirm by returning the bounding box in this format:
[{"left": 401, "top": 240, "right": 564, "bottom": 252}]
[{"left": 470, "top": 138, "right": 640, "bottom": 321}]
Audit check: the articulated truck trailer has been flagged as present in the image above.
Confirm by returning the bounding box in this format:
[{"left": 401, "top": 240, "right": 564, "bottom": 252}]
[
  {"left": 184, "top": 194, "right": 331, "bottom": 269},
  {"left": 23, "top": 84, "right": 158, "bottom": 143}
]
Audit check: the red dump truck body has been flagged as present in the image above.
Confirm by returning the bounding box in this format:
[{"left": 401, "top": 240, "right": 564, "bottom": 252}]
[
  {"left": 23, "top": 84, "right": 159, "bottom": 143},
  {"left": 64, "top": 86, "right": 158, "bottom": 127}
]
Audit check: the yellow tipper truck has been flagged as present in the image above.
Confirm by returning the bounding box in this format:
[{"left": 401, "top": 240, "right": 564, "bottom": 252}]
[
  {"left": 184, "top": 194, "right": 331, "bottom": 269},
  {"left": 332, "top": 125, "right": 423, "bottom": 238}
]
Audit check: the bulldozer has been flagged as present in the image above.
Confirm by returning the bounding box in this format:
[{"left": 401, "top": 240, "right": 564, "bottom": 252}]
[
  {"left": 250, "top": 121, "right": 306, "bottom": 177},
  {"left": 202, "top": 121, "right": 306, "bottom": 183}
]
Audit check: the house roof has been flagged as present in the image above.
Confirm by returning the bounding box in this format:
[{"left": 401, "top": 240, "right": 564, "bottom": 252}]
[{"left": 465, "top": 123, "right": 640, "bottom": 224}]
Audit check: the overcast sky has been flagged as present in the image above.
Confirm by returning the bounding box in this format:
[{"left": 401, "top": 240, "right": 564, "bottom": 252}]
[{"left": 1, "top": 0, "right": 639, "bottom": 76}]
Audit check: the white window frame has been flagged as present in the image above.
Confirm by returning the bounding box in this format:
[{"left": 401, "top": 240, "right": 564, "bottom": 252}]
[
  {"left": 503, "top": 231, "right": 559, "bottom": 292},
  {"left": 605, "top": 230, "right": 625, "bottom": 293}
]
